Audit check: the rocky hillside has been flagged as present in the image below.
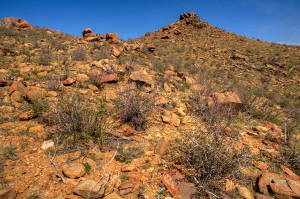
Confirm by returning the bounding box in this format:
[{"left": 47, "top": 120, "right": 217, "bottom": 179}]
[{"left": 0, "top": 13, "right": 300, "bottom": 199}]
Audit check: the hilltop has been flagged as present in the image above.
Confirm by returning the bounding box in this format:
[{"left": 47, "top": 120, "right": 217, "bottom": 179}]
[{"left": 0, "top": 13, "right": 300, "bottom": 199}]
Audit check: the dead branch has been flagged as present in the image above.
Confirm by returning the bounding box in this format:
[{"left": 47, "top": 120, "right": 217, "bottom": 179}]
[
  {"left": 38, "top": 152, "right": 87, "bottom": 169},
  {"left": 48, "top": 151, "right": 66, "bottom": 183},
  {"left": 88, "top": 141, "right": 120, "bottom": 199}
]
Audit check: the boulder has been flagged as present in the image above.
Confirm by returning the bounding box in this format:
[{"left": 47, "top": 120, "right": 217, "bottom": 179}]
[
  {"left": 25, "top": 87, "right": 46, "bottom": 100},
  {"left": 258, "top": 173, "right": 300, "bottom": 198},
  {"left": 101, "top": 73, "right": 118, "bottom": 83},
  {"left": 2, "top": 17, "right": 31, "bottom": 29},
  {"left": 118, "top": 181, "right": 140, "bottom": 196},
  {"left": 129, "top": 71, "right": 154, "bottom": 87},
  {"left": 18, "top": 111, "right": 34, "bottom": 121},
  {"left": 106, "top": 33, "right": 118, "bottom": 43},
  {"left": 82, "top": 28, "right": 100, "bottom": 41},
  {"left": 111, "top": 46, "right": 122, "bottom": 57},
  {"left": 162, "top": 169, "right": 197, "bottom": 199},
  {"left": 10, "top": 91, "right": 24, "bottom": 102},
  {"left": 62, "top": 163, "right": 86, "bottom": 179},
  {"left": 208, "top": 91, "right": 242, "bottom": 115},
  {"left": 63, "top": 77, "right": 76, "bottom": 86},
  {"left": 9, "top": 81, "right": 26, "bottom": 95},
  {"left": 73, "top": 180, "right": 104, "bottom": 198},
  {"left": 82, "top": 28, "right": 93, "bottom": 36}
]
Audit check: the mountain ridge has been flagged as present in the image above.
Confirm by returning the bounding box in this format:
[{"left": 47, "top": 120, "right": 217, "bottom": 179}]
[{"left": 0, "top": 12, "right": 300, "bottom": 199}]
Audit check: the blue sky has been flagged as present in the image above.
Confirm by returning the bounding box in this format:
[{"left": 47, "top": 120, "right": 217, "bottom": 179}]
[{"left": 1, "top": 0, "right": 299, "bottom": 45}]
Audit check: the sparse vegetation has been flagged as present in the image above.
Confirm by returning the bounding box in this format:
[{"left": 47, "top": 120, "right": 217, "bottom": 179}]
[
  {"left": 114, "top": 87, "right": 155, "bottom": 130},
  {"left": 45, "top": 91, "right": 108, "bottom": 148},
  {"left": 1, "top": 12, "right": 300, "bottom": 199}
]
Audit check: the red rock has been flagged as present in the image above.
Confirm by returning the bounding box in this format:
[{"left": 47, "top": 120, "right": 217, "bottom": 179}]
[
  {"left": 101, "top": 73, "right": 118, "bottom": 83},
  {"left": 258, "top": 173, "right": 300, "bottom": 198},
  {"left": 280, "top": 164, "right": 300, "bottom": 179},
  {"left": 18, "top": 111, "right": 33, "bottom": 121},
  {"left": 106, "top": 33, "right": 118, "bottom": 43},
  {"left": 162, "top": 169, "right": 197, "bottom": 199},
  {"left": 265, "top": 121, "right": 282, "bottom": 133},
  {"left": 124, "top": 127, "right": 135, "bottom": 137},
  {"left": 127, "top": 173, "right": 141, "bottom": 181},
  {"left": 63, "top": 77, "right": 76, "bottom": 86}
]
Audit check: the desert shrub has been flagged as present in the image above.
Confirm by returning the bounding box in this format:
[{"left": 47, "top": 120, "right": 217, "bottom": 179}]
[
  {"left": 71, "top": 46, "right": 86, "bottom": 61},
  {"left": 90, "top": 42, "right": 110, "bottom": 60},
  {"left": 114, "top": 87, "right": 155, "bottom": 130},
  {"left": 48, "top": 91, "right": 108, "bottom": 147},
  {"left": 281, "top": 138, "right": 300, "bottom": 175},
  {"left": 30, "top": 99, "right": 50, "bottom": 119},
  {"left": 173, "top": 129, "right": 250, "bottom": 197},
  {"left": 88, "top": 73, "right": 103, "bottom": 89},
  {"left": 37, "top": 47, "right": 53, "bottom": 65},
  {"left": 150, "top": 59, "right": 167, "bottom": 73},
  {"left": 45, "top": 75, "right": 63, "bottom": 91}
]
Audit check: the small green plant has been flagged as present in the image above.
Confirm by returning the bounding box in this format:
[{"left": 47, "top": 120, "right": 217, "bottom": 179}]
[
  {"left": 120, "top": 174, "right": 129, "bottom": 182},
  {"left": 82, "top": 162, "right": 91, "bottom": 173},
  {"left": 154, "top": 187, "right": 169, "bottom": 199},
  {"left": 115, "top": 146, "right": 144, "bottom": 163},
  {"left": 30, "top": 99, "right": 49, "bottom": 119},
  {"left": 3, "top": 147, "right": 18, "bottom": 160}
]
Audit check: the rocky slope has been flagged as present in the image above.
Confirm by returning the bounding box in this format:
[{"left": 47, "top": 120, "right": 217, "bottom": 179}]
[{"left": 0, "top": 13, "right": 300, "bottom": 199}]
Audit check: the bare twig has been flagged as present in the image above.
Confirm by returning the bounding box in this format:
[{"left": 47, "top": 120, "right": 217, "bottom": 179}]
[
  {"left": 48, "top": 151, "right": 66, "bottom": 183},
  {"left": 38, "top": 152, "right": 87, "bottom": 169},
  {"left": 88, "top": 141, "right": 120, "bottom": 199}
]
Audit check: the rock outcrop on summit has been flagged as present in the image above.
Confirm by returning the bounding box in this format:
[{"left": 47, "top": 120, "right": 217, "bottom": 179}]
[{"left": 1, "top": 17, "right": 31, "bottom": 30}]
